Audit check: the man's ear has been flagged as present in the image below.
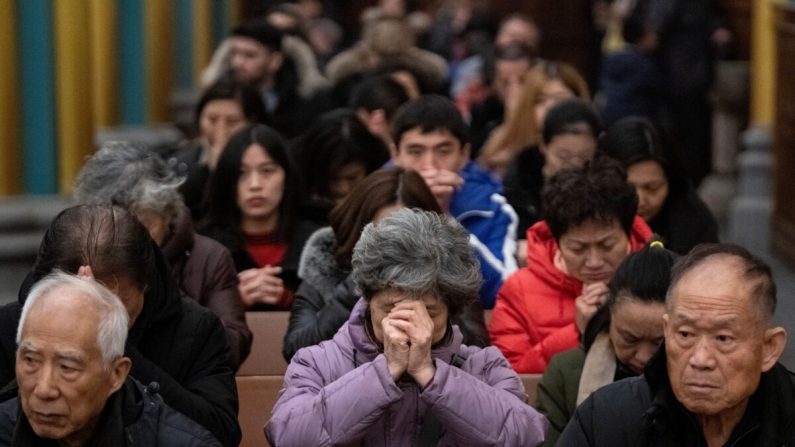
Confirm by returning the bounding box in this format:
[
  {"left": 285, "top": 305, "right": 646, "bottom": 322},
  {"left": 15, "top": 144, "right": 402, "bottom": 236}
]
[
  {"left": 108, "top": 356, "right": 132, "bottom": 396},
  {"left": 761, "top": 327, "right": 787, "bottom": 372}
]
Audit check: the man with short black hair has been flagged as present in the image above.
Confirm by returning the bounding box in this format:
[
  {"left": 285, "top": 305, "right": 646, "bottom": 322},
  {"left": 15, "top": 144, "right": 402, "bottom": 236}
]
[
  {"left": 557, "top": 243, "right": 793, "bottom": 446},
  {"left": 229, "top": 20, "right": 285, "bottom": 100},
  {"left": 228, "top": 19, "right": 324, "bottom": 138},
  {"left": 391, "top": 95, "right": 518, "bottom": 309}
]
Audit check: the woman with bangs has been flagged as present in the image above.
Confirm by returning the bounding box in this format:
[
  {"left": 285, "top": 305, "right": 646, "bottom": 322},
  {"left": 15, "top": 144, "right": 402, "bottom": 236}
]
[{"left": 201, "top": 124, "right": 317, "bottom": 310}]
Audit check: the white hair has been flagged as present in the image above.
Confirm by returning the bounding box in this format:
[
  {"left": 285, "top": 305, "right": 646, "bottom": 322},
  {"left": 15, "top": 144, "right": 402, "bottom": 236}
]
[{"left": 17, "top": 272, "right": 129, "bottom": 366}]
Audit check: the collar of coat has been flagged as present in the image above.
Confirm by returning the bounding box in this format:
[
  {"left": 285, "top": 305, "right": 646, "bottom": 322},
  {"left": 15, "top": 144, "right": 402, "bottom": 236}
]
[
  {"left": 297, "top": 227, "right": 349, "bottom": 299},
  {"left": 641, "top": 344, "right": 795, "bottom": 446},
  {"left": 10, "top": 379, "right": 162, "bottom": 446}
]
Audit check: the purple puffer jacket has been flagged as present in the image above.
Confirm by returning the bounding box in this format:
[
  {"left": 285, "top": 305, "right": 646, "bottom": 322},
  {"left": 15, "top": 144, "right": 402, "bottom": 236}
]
[{"left": 266, "top": 299, "right": 547, "bottom": 446}]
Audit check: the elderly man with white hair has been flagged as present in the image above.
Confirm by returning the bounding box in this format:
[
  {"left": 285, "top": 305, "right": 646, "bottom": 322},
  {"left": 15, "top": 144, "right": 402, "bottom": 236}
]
[{"left": 0, "top": 272, "right": 220, "bottom": 446}]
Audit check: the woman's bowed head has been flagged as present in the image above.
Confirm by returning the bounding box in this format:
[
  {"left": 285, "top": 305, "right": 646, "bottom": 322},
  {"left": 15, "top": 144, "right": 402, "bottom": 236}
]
[
  {"left": 267, "top": 208, "right": 547, "bottom": 446},
  {"left": 352, "top": 207, "right": 482, "bottom": 385}
]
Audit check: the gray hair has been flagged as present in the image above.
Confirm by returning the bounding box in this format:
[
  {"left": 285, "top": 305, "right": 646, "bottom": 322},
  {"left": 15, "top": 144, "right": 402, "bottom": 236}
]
[
  {"left": 74, "top": 141, "right": 184, "bottom": 220},
  {"left": 17, "top": 272, "right": 129, "bottom": 366},
  {"left": 351, "top": 208, "right": 481, "bottom": 315}
]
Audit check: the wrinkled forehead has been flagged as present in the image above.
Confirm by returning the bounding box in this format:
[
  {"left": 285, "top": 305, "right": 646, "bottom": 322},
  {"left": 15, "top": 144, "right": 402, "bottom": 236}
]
[
  {"left": 668, "top": 256, "right": 756, "bottom": 313},
  {"left": 375, "top": 289, "right": 444, "bottom": 309},
  {"left": 23, "top": 288, "right": 102, "bottom": 344}
]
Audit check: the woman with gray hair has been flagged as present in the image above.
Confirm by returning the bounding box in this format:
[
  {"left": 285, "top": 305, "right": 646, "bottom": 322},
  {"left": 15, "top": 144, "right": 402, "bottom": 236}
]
[
  {"left": 74, "top": 142, "right": 252, "bottom": 371},
  {"left": 267, "top": 208, "right": 547, "bottom": 446}
]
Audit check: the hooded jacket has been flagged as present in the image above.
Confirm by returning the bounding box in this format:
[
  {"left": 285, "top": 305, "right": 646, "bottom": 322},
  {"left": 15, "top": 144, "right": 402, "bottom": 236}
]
[
  {"left": 161, "top": 206, "right": 252, "bottom": 371},
  {"left": 0, "top": 378, "right": 221, "bottom": 446},
  {"left": 556, "top": 347, "right": 795, "bottom": 446},
  {"left": 488, "top": 217, "right": 652, "bottom": 373},
  {"left": 267, "top": 299, "right": 547, "bottom": 446},
  {"left": 0, "top": 244, "right": 241, "bottom": 446},
  {"left": 282, "top": 227, "right": 359, "bottom": 361},
  {"left": 451, "top": 161, "right": 519, "bottom": 309}
]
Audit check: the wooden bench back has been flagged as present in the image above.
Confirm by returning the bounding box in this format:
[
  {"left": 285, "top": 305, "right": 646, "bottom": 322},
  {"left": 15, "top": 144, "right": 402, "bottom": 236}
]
[{"left": 237, "top": 312, "right": 290, "bottom": 376}]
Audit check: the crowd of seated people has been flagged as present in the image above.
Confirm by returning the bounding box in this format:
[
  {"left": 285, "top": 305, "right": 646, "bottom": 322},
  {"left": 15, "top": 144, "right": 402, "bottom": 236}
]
[
  {"left": 4, "top": 2, "right": 790, "bottom": 446},
  {"left": 536, "top": 240, "right": 677, "bottom": 445}
]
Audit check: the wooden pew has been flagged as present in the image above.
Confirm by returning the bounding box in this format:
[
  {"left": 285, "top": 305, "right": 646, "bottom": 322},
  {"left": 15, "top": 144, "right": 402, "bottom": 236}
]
[
  {"left": 236, "top": 375, "right": 282, "bottom": 447},
  {"left": 236, "top": 312, "right": 291, "bottom": 447},
  {"left": 237, "top": 311, "right": 290, "bottom": 376}
]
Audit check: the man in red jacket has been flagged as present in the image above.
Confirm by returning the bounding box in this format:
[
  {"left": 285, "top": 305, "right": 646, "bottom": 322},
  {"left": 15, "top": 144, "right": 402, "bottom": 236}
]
[{"left": 489, "top": 155, "right": 652, "bottom": 373}]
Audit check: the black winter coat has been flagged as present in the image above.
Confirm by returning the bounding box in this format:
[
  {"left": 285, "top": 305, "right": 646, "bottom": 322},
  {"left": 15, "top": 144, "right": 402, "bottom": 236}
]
[
  {"left": 0, "top": 378, "right": 221, "bottom": 446},
  {"left": 0, "top": 244, "right": 241, "bottom": 447},
  {"left": 557, "top": 347, "right": 795, "bottom": 446}
]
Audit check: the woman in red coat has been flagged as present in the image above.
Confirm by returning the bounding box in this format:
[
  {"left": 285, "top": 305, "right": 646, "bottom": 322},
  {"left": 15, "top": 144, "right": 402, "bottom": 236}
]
[{"left": 489, "top": 155, "right": 652, "bottom": 373}]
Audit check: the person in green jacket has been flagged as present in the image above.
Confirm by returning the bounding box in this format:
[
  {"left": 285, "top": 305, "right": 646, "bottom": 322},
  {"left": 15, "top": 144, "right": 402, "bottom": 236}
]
[{"left": 535, "top": 240, "right": 677, "bottom": 445}]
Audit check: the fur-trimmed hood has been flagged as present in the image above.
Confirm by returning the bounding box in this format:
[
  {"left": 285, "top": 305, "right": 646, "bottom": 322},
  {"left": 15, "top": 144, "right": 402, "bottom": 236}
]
[
  {"left": 200, "top": 36, "right": 328, "bottom": 99},
  {"left": 297, "top": 227, "right": 349, "bottom": 299}
]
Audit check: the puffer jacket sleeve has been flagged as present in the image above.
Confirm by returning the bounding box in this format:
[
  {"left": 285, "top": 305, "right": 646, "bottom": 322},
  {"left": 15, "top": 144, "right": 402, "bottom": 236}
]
[
  {"left": 282, "top": 277, "right": 358, "bottom": 361},
  {"left": 421, "top": 346, "right": 547, "bottom": 447},
  {"left": 266, "top": 351, "right": 403, "bottom": 446},
  {"left": 127, "top": 307, "right": 240, "bottom": 447},
  {"left": 464, "top": 194, "right": 519, "bottom": 309},
  {"left": 489, "top": 274, "right": 579, "bottom": 373}
]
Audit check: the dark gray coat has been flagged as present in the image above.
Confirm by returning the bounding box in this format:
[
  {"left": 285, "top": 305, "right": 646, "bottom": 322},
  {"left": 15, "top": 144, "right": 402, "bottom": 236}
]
[{"left": 557, "top": 348, "right": 795, "bottom": 446}]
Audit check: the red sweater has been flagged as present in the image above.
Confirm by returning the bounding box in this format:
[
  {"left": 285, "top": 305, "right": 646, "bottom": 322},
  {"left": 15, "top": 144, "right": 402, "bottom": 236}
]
[
  {"left": 245, "top": 232, "right": 294, "bottom": 309},
  {"left": 488, "top": 217, "right": 652, "bottom": 373}
]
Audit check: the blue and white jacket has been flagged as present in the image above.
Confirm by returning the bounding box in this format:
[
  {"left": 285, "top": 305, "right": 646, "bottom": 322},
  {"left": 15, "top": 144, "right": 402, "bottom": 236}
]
[{"left": 450, "top": 162, "right": 518, "bottom": 308}]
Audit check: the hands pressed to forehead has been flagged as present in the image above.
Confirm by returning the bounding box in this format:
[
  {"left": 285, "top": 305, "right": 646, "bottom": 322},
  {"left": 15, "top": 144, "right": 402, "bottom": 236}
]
[{"left": 382, "top": 300, "right": 437, "bottom": 387}]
